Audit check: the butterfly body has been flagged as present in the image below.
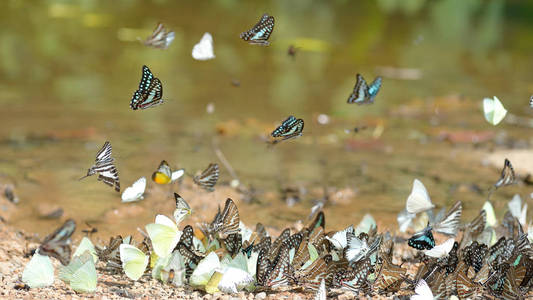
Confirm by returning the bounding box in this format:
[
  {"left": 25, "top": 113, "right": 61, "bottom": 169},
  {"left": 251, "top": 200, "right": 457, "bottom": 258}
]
[
  {"left": 130, "top": 65, "right": 164, "bottom": 110},
  {"left": 347, "top": 74, "right": 382, "bottom": 105},
  {"left": 408, "top": 226, "right": 435, "bottom": 250},
  {"left": 240, "top": 14, "right": 274, "bottom": 46}
]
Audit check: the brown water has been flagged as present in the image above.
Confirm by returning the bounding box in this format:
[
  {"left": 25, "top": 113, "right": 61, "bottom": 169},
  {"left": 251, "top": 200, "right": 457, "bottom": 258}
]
[{"left": 1, "top": 0, "right": 533, "bottom": 240}]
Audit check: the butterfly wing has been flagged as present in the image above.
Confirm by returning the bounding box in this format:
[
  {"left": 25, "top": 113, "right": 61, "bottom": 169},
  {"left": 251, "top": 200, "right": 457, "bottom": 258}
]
[
  {"left": 152, "top": 160, "right": 173, "bottom": 184},
  {"left": 367, "top": 76, "right": 382, "bottom": 102},
  {"left": 144, "top": 23, "right": 174, "bottom": 49},
  {"left": 192, "top": 32, "right": 215, "bottom": 61},
  {"left": 406, "top": 179, "right": 434, "bottom": 214},
  {"left": 38, "top": 219, "right": 76, "bottom": 265},
  {"left": 214, "top": 198, "right": 240, "bottom": 239},
  {"left": 347, "top": 74, "right": 368, "bottom": 104},
  {"left": 495, "top": 158, "right": 516, "bottom": 188},
  {"left": 407, "top": 226, "right": 435, "bottom": 250},
  {"left": 119, "top": 244, "right": 149, "bottom": 281},
  {"left": 432, "top": 200, "right": 462, "bottom": 236},
  {"left": 121, "top": 177, "right": 146, "bottom": 202}
]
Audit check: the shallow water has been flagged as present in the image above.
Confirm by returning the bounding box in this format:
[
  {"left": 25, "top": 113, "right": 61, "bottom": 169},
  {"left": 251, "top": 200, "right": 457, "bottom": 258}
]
[{"left": 1, "top": 0, "right": 533, "bottom": 239}]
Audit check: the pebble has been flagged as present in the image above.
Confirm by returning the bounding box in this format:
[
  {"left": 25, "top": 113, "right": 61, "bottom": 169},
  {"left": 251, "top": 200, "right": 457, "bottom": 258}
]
[{"left": 254, "top": 292, "right": 266, "bottom": 300}]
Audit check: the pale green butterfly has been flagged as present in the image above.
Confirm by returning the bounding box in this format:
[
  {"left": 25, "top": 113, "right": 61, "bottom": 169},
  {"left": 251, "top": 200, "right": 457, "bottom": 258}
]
[
  {"left": 190, "top": 252, "right": 220, "bottom": 288},
  {"left": 73, "top": 237, "right": 98, "bottom": 263},
  {"left": 145, "top": 214, "right": 182, "bottom": 258},
  {"left": 354, "top": 214, "right": 376, "bottom": 236},
  {"left": 59, "top": 251, "right": 97, "bottom": 293},
  {"left": 483, "top": 96, "right": 507, "bottom": 125},
  {"left": 119, "top": 244, "right": 149, "bottom": 281},
  {"left": 22, "top": 250, "right": 54, "bottom": 288},
  {"left": 482, "top": 201, "right": 497, "bottom": 228}
]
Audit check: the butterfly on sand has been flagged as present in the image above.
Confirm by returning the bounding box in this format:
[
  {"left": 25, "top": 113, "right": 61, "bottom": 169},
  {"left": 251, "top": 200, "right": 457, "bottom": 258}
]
[
  {"left": 347, "top": 74, "right": 382, "bottom": 105},
  {"left": 80, "top": 141, "right": 120, "bottom": 192},
  {"left": 240, "top": 14, "right": 275, "bottom": 46},
  {"left": 208, "top": 198, "right": 240, "bottom": 240},
  {"left": 130, "top": 65, "right": 164, "bottom": 110},
  {"left": 38, "top": 219, "right": 76, "bottom": 265},
  {"left": 151, "top": 160, "right": 184, "bottom": 185},
  {"left": 408, "top": 225, "right": 435, "bottom": 250},
  {"left": 494, "top": 158, "right": 516, "bottom": 189},
  {"left": 141, "top": 23, "right": 175, "bottom": 49},
  {"left": 193, "top": 163, "right": 219, "bottom": 191},
  {"left": 270, "top": 115, "right": 304, "bottom": 143}
]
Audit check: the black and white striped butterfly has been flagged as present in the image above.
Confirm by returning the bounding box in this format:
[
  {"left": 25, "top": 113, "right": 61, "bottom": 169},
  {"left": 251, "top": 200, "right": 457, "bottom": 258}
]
[
  {"left": 271, "top": 116, "right": 304, "bottom": 143},
  {"left": 494, "top": 158, "right": 516, "bottom": 189},
  {"left": 80, "top": 141, "right": 120, "bottom": 192},
  {"left": 142, "top": 23, "right": 175, "bottom": 49},
  {"left": 347, "top": 74, "right": 382, "bottom": 105},
  {"left": 432, "top": 200, "right": 462, "bottom": 236},
  {"left": 209, "top": 198, "right": 240, "bottom": 240},
  {"left": 193, "top": 163, "right": 219, "bottom": 191},
  {"left": 38, "top": 219, "right": 76, "bottom": 265},
  {"left": 240, "top": 14, "right": 275, "bottom": 46},
  {"left": 130, "top": 65, "right": 164, "bottom": 110}
]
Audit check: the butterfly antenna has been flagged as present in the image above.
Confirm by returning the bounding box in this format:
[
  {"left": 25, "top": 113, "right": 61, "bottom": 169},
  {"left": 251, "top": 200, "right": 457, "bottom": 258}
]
[
  {"left": 136, "top": 227, "right": 149, "bottom": 239},
  {"left": 79, "top": 174, "right": 90, "bottom": 181},
  {"left": 212, "top": 138, "right": 240, "bottom": 184}
]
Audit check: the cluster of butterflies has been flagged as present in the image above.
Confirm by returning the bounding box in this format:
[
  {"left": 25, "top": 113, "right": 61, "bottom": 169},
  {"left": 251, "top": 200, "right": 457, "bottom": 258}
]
[
  {"left": 20, "top": 178, "right": 533, "bottom": 299},
  {"left": 79, "top": 141, "right": 220, "bottom": 200}
]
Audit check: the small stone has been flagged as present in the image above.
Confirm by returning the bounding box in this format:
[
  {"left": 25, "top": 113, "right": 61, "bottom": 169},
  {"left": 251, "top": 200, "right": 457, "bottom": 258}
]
[{"left": 255, "top": 292, "right": 266, "bottom": 300}]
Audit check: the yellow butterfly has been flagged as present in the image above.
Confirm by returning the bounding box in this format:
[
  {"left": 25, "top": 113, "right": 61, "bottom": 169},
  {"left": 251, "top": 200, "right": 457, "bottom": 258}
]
[{"left": 151, "top": 160, "right": 184, "bottom": 185}]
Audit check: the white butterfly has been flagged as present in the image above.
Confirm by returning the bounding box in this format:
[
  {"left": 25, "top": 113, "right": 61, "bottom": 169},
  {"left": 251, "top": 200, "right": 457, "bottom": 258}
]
[
  {"left": 423, "top": 238, "right": 455, "bottom": 258},
  {"left": 145, "top": 214, "right": 183, "bottom": 258},
  {"left": 410, "top": 279, "right": 433, "bottom": 300},
  {"left": 119, "top": 244, "right": 149, "bottom": 281},
  {"left": 192, "top": 32, "right": 215, "bottom": 61},
  {"left": 325, "top": 225, "right": 354, "bottom": 250},
  {"left": 508, "top": 194, "right": 527, "bottom": 227},
  {"left": 432, "top": 200, "right": 462, "bottom": 236},
  {"left": 483, "top": 96, "right": 507, "bottom": 125},
  {"left": 345, "top": 233, "right": 373, "bottom": 263},
  {"left": 354, "top": 214, "right": 376, "bottom": 235},
  {"left": 217, "top": 267, "right": 254, "bottom": 294},
  {"left": 22, "top": 250, "right": 55, "bottom": 288},
  {"left": 406, "top": 179, "right": 435, "bottom": 214},
  {"left": 121, "top": 177, "right": 146, "bottom": 203},
  {"left": 397, "top": 209, "right": 415, "bottom": 232}
]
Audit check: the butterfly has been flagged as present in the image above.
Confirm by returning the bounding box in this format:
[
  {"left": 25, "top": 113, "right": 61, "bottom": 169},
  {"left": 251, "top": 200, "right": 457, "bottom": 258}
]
[
  {"left": 263, "top": 243, "right": 291, "bottom": 288},
  {"left": 432, "top": 200, "right": 462, "bottom": 236},
  {"left": 455, "top": 261, "right": 479, "bottom": 299},
  {"left": 483, "top": 96, "right": 507, "bottom": 125},
  {"left": 142, "top": 23, "right": 175, "bottom": 49},
  {"left": 494, "top": 158, "right": 516, "bottom": 189},
  {"left": 130, "top": 65, "right": 164, "bottom": 110},
  {"left": 373, "top": 255, "right": 406, "bottom": 293},
  {"left": 80, "top": 141, "right": 120, "bottom": 192},
  {"left": 240, "top": 14, "right": 275, "bottom": 46},
  {"left": 193, "top": 163, "right": 219, "bottom": 191},
  {"left": 119, "top": 244, "right": 149, "bottom": 281},
  {"left": 291, "top": 254, "right": 330, "bottom": 291},
  {"left": 192, "top": 32, "right": 215, "bottom": 61},
  {"left": 406, "top": 179, "right": 434, "bottom": 214},
  {"left": 508, "top": 194, "right": 527, "bottom": 227},
  {"left": 22, "top": 251, "right": 54, "bottom": 288},
  {"left": 408, "top": 225, "right": 435, "bottom": 250},
  {"left": 151, "top": 160, "right": 184, "bottom": 185},
  {"left": 209, "top": 198, "right": 240, "bottom": 240},
  {"left": 411, "top": 279, "right": 433, "bottom": 300},
  {"left": 96, "top": 235, "right": 124, "bottom": 271},
  {"left": 530, "top": 96, "right": 533, "bottom": 108},
  {"left": 423, "top": 238, "right": 455, "bottom": 258},
  {"left": 58, "top": 251, "right": 97, "bottom": 293},
  {"left": 336, "top": 258, "right": 373, "bottom": 289},
  {"left": 314, "top": 279, "right": 326, "bottom": 300},
  {"left": 121, "top": 177, "right": 146, "bottom": 202},
  {"left": 38, "top": 219, "right": 76, "bottom": 265},
  {"left": 345, "top": 232, "right": 381, "bottom": 264},
  {"left": 462, "top": 241, "right": 488, "bottom": 273},
  {"left": 271, "top": 115, "right": 304, "bottom": 143},
  {"left": 173, "top": 193, "right": 192, "bottom": 224},
  {"left": 347, "top": 74, "right": 382, "bottom": 105}
]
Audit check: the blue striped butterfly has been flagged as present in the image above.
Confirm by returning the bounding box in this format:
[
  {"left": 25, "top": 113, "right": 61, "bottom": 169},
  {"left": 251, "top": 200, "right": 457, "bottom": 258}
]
[
  {"left": 240, "top": 14, "right": 275, "bottom": 46},
  {"left": 130, "top": 65, "right": 164, "bottom": 110},
  {"left": 271, "top": 115, "right": 304, "bottom": 143},
  {"left": 80, "top": 141, "right": 120, "bottom": 192},
  {"left": 408, "top": 225, "right": 435, "bottom": 250},
  {"left": 347, "top": 74, "right": 382, "bottom": 105}
]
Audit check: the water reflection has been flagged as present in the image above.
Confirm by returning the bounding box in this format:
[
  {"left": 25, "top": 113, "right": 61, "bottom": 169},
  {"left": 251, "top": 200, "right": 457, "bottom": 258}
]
[{"left": 0, "top": 0, "right": 532, "bottom": 239}]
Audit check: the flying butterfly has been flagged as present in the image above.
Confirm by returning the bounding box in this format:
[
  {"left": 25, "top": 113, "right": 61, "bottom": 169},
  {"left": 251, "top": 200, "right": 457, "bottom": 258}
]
[
  {"left": 141, "top": 23, "right": 175, "bottom": 49},
  {"left": 193, "top": 163, "right": 219, "bottom": 191},
  {"left": 240, "top": 14, "right": 275, "bottom": 46},
  {"left": 408, "top": 225, "right": 435, "bottom": 250},
  {"left": 151, "top": 160, "right": 185, "bottom": 185},
  {"left": 130, "top": 65, "right": 164, "bottom": 110},
  {"left": 38, "top": 219, "right": 76, "bottom": 265},
  {"left": 270, "top": 115, "right": 304, "bottom": 143},
  {"left": 80, "top": 141, "right": 120, "bottom": 192},
  {"left": 432, "top": 200, "right": 462, "bottom": 236},
  {"left": 530, "top": 95, "right": 533, "bottom": 108},
  {"left": 494, "top": 158, "right": 516, "bottom": 189},
  {"left": 347, "top": 74, "right": 382, "bottom": 105}
]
